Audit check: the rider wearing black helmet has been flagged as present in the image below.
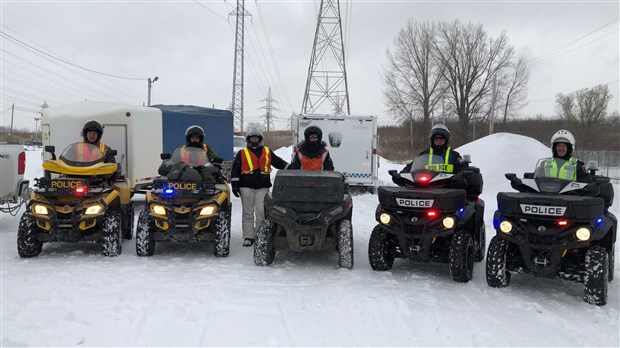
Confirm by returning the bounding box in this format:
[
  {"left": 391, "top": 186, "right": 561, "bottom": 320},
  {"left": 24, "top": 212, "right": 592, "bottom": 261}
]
[
  {"left": 401, "top": 123, "right": 465, "bottom": 174},
  {"left": 184, "top": 125, "right": 223, "bottom": 164},
  {"left": 80, "top": 120, "right": 116, "bottom": 163},
  {"left": 289, "top": 126, "right": 334, "bottom": 171}
]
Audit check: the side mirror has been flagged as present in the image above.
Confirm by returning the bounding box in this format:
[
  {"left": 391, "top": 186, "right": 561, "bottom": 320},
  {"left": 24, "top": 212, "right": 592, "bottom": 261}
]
[
  {"left": 44, "top": 145, "right": 56, "bottom": 160},
  {"left": 160, "top": 153, "right": 171, "bottom": 160},
  {"left": 505, "top": 173, "right": 517, "bottom": 180},
  {"left": 462, "top": 154, "right": 471, "bottom": 164},
  {"left": 587, "top": 160, "right": 599, "bottom": 175},
  {"left": 388, "top": 169, "right": 399, "bottom": 177}
]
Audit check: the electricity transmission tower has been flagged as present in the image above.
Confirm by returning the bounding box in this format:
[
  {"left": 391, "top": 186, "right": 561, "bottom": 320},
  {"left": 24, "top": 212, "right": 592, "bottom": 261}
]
[
  {"left": 260, "top": 87, "right": 278, "bottom": 132},
  {"left": 230, "top": 0, "right": 251, "bottom": 131},
  {"left": 301, "top": 0, "right": 350, "bottom": 115}
]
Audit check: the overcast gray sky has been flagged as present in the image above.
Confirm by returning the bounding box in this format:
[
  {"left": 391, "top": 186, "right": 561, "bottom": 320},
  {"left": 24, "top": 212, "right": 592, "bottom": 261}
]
[{"left": 1, "top": 0, "right": 618, "bottom": 132}]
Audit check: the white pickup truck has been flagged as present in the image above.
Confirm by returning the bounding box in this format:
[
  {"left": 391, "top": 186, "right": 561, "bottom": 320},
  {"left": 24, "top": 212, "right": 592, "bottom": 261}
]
[{"left": 0, "top": 143, "right": 29, "bottom": 214}]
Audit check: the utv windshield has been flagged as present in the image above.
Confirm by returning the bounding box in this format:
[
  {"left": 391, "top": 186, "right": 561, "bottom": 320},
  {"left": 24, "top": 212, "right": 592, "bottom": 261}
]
[
  {"left": 410, "top": 154, "right": 454, "bottom": 173},
  {"left": 534, "top": 157, "right": 576, "bottom": 180},
  {"left": 169, "top": 146, "right": 209, "bottom": 167},
  {"left": 58, "top": 142, "right": 105, "bottom": 167}
]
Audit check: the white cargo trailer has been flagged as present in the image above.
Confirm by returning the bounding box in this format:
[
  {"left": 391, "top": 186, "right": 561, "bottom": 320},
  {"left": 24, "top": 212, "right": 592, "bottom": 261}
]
[{"left": 294, "top": 114, "right": 378, "bottom": 192}]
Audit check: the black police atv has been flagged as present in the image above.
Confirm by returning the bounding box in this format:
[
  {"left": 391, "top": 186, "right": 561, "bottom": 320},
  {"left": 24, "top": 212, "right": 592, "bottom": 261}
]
[
  {"left": 18, "top": 143, "right": 133, "bottom": 257},
  {"left": 487, "top": 158, "right": 616, "bottom": 306},
  {"left": 368, "top": 154, "right": 485, "bottom": 282},
  {"left": 135, "top": 146, "right": 231, "bottom": 257},
  {"left": 253, "top": 170, "right": 354, "bottom": 269}
]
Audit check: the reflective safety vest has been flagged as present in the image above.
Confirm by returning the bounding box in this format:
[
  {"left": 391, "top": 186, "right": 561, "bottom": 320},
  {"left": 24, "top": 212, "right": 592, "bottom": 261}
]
[
  {"left": 76, "top": 141, "right": 107, "bottom": 162},
  {"left": 543, "top": 157, "right": 578, "bottom": 181},
  {"left": 295, "top": 146, "right": 328, "bottom": 171},
  {"left": 241, "top": 146, "right": 272, "bottom": 174},
  {"left": 426, "top": 147, "right": 454, "bottom": 173},
  {"left": 181, "top": 145, "right": 208, "bottom": 165}
]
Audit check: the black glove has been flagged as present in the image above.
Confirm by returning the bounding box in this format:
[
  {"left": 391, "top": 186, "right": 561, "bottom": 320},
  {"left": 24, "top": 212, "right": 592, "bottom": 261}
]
[
  {"left": 212, "top": 156, "right": 223, "bottom": 164},
  {"left": 231, "top": 181, "right": 240, "bottom": 197}
]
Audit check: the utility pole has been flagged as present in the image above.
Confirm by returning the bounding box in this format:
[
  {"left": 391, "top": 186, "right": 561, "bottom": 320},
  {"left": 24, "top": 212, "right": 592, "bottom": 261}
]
[
  {"left": 260, "top": 87, "right": 278, "bottom": 132},
  {"left": 230, "top": 0, "right": 252, "bottom": 131},
  {"left": 301, "top": 0, "right": 350, "bottom": 115},
  {"left": 9, "top": 103, "right": 14, "bottom": 135},
  {"left": 147, "top": 76, "right": 159, "bottom": 106}
]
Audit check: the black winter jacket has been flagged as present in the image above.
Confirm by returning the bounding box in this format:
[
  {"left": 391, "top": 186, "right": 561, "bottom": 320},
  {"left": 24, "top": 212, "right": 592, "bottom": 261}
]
[
  {"left": 288, "top": 140, "right": 335, "bottom": 171},
  {"left": 230, "top": 146, "right": 289, "bottom": 189}
]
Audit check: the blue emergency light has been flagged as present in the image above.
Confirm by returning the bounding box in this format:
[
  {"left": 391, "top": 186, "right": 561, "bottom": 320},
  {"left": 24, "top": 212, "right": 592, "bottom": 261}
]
[{"left": 163, "top": 187, "right": 175, "bottom": 196}]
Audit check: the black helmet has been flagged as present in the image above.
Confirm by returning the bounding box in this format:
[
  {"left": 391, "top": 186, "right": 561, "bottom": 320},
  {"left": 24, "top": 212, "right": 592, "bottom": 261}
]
[
  {"left": 430, "top": 124, "right": 450, "bottom": 143},
  {"left": 185, "top": 125, "right": 205, "bottom": 147},
  {"left": 304, "top": 126, "right": 322, "bottom": 142},
  {"left": 82, "top": 120, "right": 104, "bottom": 142},
  {"left": 246, "top": 128, "right": 264, "bottom": 148}
]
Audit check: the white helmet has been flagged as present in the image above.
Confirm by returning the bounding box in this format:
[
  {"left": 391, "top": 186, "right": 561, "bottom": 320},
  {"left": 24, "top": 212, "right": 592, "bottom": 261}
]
[
  {"left": 551, "top": 129, "right": 576, "bottom": 157},
  {"left": 550, "top": 129, "right": 575, "bottom": 147}
]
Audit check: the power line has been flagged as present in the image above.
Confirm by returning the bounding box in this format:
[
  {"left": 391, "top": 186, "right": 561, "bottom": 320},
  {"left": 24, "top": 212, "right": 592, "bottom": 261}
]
[
  {"left": 530, "top": 17, "right": 619, "bottom": 67},
  {"left": 1, "top": 30, "right": 148, "bottom": 81}
]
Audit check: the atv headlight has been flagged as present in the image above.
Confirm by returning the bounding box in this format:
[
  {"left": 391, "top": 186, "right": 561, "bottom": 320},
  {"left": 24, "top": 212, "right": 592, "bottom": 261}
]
[
  {"left": 151, "top": 204, "right": 166, "bottom": 216},
  {"left": 575, "top": 227, "right": 591, "bottom": 241},
  {"left": 499, "top": 220, "right": 513, "bottom": 234},
  {"left": 33, "top": 204, "right": 48, "bottom": 215},
  {"left": 379, "top": 212, "right": 391, "bottom": 225},
  {"left": 84, "top": 204, "right": 104, "bottom": 215},
  {"left": 442, "top": 216, "right": 456, "bottom": 229},
  {"left": 199, "top": 205, "right": 217, "bottom": 217}
]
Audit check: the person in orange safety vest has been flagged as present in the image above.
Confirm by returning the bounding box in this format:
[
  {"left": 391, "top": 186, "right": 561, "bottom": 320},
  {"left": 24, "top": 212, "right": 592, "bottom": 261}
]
[
  {"left": 288, "top": 126, "right": 334, "bottom": 171},
  {"left": 230, "top": 128, "right": 289, "bottom": 247}
]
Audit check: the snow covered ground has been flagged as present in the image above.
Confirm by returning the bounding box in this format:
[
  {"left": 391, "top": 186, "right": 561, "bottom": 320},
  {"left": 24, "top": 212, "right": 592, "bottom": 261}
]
[{"left": 1, "top": 133, "right": 618, "bottom": 346}]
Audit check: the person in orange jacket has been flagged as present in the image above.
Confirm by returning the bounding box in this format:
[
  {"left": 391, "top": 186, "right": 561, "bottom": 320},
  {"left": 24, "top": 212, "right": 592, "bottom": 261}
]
[{"left": 288, "top": 126, "right": 334, "bottom": 171}]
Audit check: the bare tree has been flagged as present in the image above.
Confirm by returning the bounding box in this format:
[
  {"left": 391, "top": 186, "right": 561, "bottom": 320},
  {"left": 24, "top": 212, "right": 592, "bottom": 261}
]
[
  {"left": 555, "top": 84, "right": 612, "bottom": 129},
  {"left": 382, "top": 21, "right": 446, "bottom": 129},
  {"left": 434, "top": 20, "right": 516, "bottom": 134},
  {"left": 497, "top": 56, "right": 529, "bottom": 123}
]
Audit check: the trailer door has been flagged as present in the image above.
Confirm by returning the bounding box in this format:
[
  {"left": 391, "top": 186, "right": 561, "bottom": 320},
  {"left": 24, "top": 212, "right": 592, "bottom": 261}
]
[
  {"left": 298, "top": 117, "right": 375, "bottom": 186},
  {"left": 101, "top": 124, "right": 127, "bottom": 176}
]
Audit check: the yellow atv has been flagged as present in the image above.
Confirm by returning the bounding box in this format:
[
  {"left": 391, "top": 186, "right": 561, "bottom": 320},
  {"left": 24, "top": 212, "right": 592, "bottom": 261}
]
[
  {"left": 136, "top": 146, "right": 231, "bottom": 257},
  {"left": 17, "top": 143, "right": 134, "bottom": 257}
]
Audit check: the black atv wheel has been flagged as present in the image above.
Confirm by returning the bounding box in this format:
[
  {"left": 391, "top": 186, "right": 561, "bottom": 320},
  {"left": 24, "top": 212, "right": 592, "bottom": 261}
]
[
  {"left": 101, "top": 210, "right": 122, "bottom": 257},
  {"left": 122, "top": 202, "right": 134, "bottom": 240},
  {"left": 368, "top": 225, "right": 396, "bottom": 271},
  {"left": 449, "top": 230, "right": 474, "bottom": 283},
  {"left": 135, "top": 210, "right": 155, "bottom": 256},
  {"left": 17, "top": 214, "right": 42, "bottom": 258},
  {"left": 608, "top": 245, "right": 615, "bottom": 282},
  {"left": 475, "top": 224, "right": 486, "bottom": 262},
  {"left": 214, "top": 210, "right": 231, "bottom": 257},
  {"left": 254, "top": 219, "right": 276, "bottom": 266},
  {"left": 337, "top": 219, "right": 354, "bottom": 269},
  {"left": 584, "top": 246, "right": 609, "bottom": 306},
  {"left": 486, "top": 235, "right": 511, "bottom": 288}
]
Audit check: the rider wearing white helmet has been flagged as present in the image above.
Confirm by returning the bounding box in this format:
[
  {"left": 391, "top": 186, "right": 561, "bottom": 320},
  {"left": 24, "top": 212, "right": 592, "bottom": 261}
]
[{"left": 547, "top": 129, "right": 590, "bottom": 182}]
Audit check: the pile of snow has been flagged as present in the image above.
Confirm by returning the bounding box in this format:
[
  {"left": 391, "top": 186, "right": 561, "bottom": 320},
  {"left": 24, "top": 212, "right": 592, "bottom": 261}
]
[{"left": 1, "top": 133, "right": 617, "bottom": 346}]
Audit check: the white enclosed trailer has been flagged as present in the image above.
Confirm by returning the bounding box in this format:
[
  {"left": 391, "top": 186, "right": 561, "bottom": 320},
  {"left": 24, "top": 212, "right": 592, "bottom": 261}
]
[{"left": 294, "top": 114, "right": 378, "bottom": 191}]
